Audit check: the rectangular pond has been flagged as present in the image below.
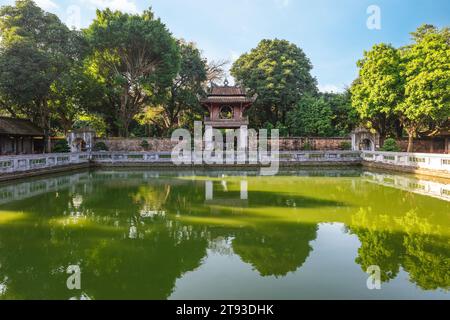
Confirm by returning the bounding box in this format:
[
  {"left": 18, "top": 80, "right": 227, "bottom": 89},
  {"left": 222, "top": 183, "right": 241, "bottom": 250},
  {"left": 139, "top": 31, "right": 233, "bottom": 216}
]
[{"left": 0, "top": 168, "right": 449, "bottom": 299}]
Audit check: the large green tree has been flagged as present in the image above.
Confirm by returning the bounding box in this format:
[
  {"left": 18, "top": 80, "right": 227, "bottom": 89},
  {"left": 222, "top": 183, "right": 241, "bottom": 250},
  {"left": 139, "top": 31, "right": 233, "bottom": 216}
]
[
  {"left": 0, "top": 0, "right": 84, "bottom": 150},
  {"left": 351, "top": 25, "right": 450, "bottom": 152},
  {"left": 322, "top": 90, "right": 359, "bottom": 136},
  {"left": 49, "top": 61, "right": 104, "bottom": 135},
  {"left": 287, "top": 95, "right": 334, "bottom": 137},
  {"left": 150, "top": 41, "right": 207, "bottom": 133},
  {"left": 84, "top": 8, "right": 180, "bottom": 137},
  {"left": 231, "top": 39, "right": 317, "bottom": 127},
  {"left": 398, "top": 25, "right": 450, "bottom": 152},
  {"left": 350, "top": 43, "right": 404, "bottom": 144}
]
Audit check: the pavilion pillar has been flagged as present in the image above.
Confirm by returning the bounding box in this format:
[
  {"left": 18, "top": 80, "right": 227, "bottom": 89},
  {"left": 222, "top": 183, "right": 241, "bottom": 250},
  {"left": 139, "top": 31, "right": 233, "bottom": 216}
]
[
  {"left": 240, "top": 180, "right": 248, "bottom": 200},
  {"left": 445, "top": 137, "right": 449, "bottom": 154},
  {"left": 205, "top": 180, "right": 213, "bottom": 200}
]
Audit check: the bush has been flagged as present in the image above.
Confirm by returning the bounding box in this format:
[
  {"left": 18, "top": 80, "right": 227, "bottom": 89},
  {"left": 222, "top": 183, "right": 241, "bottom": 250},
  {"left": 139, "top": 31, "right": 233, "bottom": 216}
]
[
  {"left": 140, "top": 140, "right": 150, "bottom": 151},
  {"left": 340, "top": 141, "right": 352, "bottom": 150},
  {"left": 93, "top": 142, "right": 109, "bottom": 151},
  {"left": 53, "top": 139, "right": 70, "bottom": 153},
  {"left": 302, "top": 141, "right": 313, "bottom": 151},
  {"left": 380, "top": 138, "right": 400, "bottom": 152}
]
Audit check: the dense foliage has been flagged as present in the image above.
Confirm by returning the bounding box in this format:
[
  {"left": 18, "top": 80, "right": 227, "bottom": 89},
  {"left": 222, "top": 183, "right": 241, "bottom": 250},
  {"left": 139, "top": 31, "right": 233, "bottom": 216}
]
[
  {"left": 93, "top": 141, "right": 109, "bottom": 151},
  {"left": 287, "top": 95, "right": 334, "bottom": 137},
  {"left": 135, "top": 41, "right": 207, "bottom": 136},
  {"left": 0, "top": 0, "right": 85, "bottom": 150},
  {"left": 379, "top": 138, "right": 401, "bottom": 152},
  {"left": 231, "top": 39, "right": 317, "bottom": 127},
  {"left": 0, "top": 1, "right": 447, "bottom": 145},
  {"left": 84, "top": 8, "right": 180, "bottom": 137},
  {"left": 52, "top": 139, "right": 71, "bottom": 153},
  {"left": 351, "top": 25, "right": 450, "bottom": 151}
]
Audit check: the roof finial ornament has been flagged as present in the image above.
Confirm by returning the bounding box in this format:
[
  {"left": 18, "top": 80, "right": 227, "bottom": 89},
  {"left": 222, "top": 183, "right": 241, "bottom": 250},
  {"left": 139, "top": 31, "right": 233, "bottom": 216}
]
[{"left": 224, "top": 78, "right": 229, "bottom": 87}]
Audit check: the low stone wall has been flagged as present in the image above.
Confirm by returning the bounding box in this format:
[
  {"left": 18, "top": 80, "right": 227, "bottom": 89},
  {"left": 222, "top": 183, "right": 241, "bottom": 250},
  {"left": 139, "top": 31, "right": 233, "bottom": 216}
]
[
  {"left": 276, "top": 137, "right": 350, "bottom": 151},
  {"left": 95, "top": 136, "right": 450, "bottom": 154},
  {"left": 96, "top": 137, "right": 351, "bottom": 152},
  {"left": 95, "top": 138, "right": 177, "bottom": 152},
  {"left": 396, "top": 138, "right": 447, "bottom": 154}
]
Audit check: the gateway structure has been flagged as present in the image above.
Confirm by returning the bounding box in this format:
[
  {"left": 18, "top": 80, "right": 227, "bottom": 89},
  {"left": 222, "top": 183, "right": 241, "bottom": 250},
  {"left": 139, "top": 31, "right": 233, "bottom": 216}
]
[{"left": 200, "top": 80, "right": 255, "bottom": 129}]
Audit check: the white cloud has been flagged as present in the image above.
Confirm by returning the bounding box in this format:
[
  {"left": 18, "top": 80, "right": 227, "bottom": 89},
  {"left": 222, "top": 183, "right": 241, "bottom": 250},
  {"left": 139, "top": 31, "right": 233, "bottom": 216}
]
[
  {"left": 318, "top": 84, "right": 345, "bottom": 93},
  {"left": 274, "top": 0, "right": 290, "bottom": 8},
  {"left": 82, "top": 0, "right": 138, "bottom": 13},
  {"left": 35, "top": 0, "right": 59, "bottom": 11}
]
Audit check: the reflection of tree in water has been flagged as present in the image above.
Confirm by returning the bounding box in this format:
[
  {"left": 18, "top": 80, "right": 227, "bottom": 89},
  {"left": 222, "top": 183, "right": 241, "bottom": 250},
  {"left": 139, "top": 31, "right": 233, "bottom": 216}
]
[
  {"left": 132, "top": 185, "right": 171, "bottom": 214},
  {"left": 1, "top": 171, "right": 449, "bottom": 298},
  {"left": 130, "top": 178, "right": 321, "bottom": 278},
  {"left": 79, "top": 220, "right": 208, "bottom": 299},
  {"left": 400, "top": 211, "right": 450, "bottom": 291},
  {"left": 350, "top": 208, "right": 404, "bottom": 282},
  {"left": 0, "top": 189, "right": 84, "bottom": 299},
  {"left": 232, "top": 224, "right": 318, "bottom": 277},
  {"left": 350, "top": 209, "right": 450, "bottom": 291},
  {"left": 0, "top": 181, "right": 208, "bottom": 299}
]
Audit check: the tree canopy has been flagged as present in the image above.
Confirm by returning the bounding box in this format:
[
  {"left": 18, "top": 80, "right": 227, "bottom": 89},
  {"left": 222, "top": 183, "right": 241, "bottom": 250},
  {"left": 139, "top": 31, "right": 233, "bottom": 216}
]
[
  {"left": 398, "top": 25, "right": 450, "bottom": 151},
  {"left": 231, "top": 39, "right": 317, "bottom": 127},
  {"left": 287, "top": 95, "right": 334, "bottom": 137},
  {"left": 351, "top": 25, "right": 450, "bottom": 151},
  {"left": 0, "top": 2, "right": 447, "bottom": 147},
  {"left": 141, "top": 40, "right": 207, "bottom": 135},
  {"left": 350, "top": 43, "right": 404, "bottom": 143},
  {"left": 0, "top": 0, "right": 84, "bottom": 149},
  {"left": 84, "top": 8, "right": 180, "bottom": 137}
]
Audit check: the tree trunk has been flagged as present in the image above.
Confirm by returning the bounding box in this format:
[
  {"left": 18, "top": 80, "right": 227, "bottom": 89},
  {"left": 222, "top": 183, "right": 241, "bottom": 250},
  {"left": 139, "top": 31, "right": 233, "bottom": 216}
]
[
  {"left": 376, "top": 114, "right": 387, "bottom": 147},
  {"left": 120, "top": 84, "right": 130, "bottom": 138},
  {"left": 123, "top": 121, "right": 130, "bottom": 138},
  {"left": 39, "top": 99, "right": 51, "bottom": 153},
  {"left": 405, "top": 125, "right": 417, "bottom": 153},
  {"left": 394, "top": 119, "right": 403, "bottom": 139},
  {"left": 407, "top": 134, "right": 414, "bottom": 153}
]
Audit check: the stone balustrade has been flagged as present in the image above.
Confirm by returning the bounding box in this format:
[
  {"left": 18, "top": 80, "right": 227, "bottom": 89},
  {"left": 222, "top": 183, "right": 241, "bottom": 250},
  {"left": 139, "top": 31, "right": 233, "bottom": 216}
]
[
  {"left": 91, "top": 152, "right": 174, "bottom": 163},
  {"left": 90, "top": 150, "right": 362, "bottom": 164},
  {"left": 277, "top": 151, "right": 361, "bottom": 162},
  {"left": 1, "top": 151, "right": 450, "bottom": 179},
  {"left": 0, "top": 152, "right": 90, "bottom": 174},
  {"left": 362, "top": 151, "right": 450, "bottom": 174}
]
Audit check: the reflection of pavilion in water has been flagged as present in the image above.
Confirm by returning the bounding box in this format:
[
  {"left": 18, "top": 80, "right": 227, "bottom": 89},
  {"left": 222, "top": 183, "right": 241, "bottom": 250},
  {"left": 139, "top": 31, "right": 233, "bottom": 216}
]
[
  {"left": 204, "top": 178, "right": 248, "bottom": 212},
  {"left": 0, "top": 170, "right": 449, "bottom": 298}
]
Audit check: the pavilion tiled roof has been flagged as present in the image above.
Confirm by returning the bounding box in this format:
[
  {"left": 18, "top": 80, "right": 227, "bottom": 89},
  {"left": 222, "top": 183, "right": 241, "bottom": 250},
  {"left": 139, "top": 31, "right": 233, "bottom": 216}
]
[
  {"left": 201, "top": 84, "right": 255, "bottom": 104},
  {"left": 210, "top": 86, "right": 246, "bottom": 96},
  {"left": 200, "top": 96, "right": 255, "bottom": 103},
  {"left": 0, "top": 117, "right": 45, "bottom": 136}
]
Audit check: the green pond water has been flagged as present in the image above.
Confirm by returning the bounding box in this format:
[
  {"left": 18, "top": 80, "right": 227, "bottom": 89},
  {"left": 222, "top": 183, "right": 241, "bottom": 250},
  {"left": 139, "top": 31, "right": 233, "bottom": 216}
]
[{"left": 0, "top": 168, "right": 449, "bottom": 300}]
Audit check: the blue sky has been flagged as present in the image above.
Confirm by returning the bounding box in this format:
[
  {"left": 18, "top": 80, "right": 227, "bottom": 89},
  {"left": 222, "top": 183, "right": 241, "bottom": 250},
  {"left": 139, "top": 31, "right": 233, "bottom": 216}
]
[{"left": 1, "top": 0, "right": 449, "bottom": 92}]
